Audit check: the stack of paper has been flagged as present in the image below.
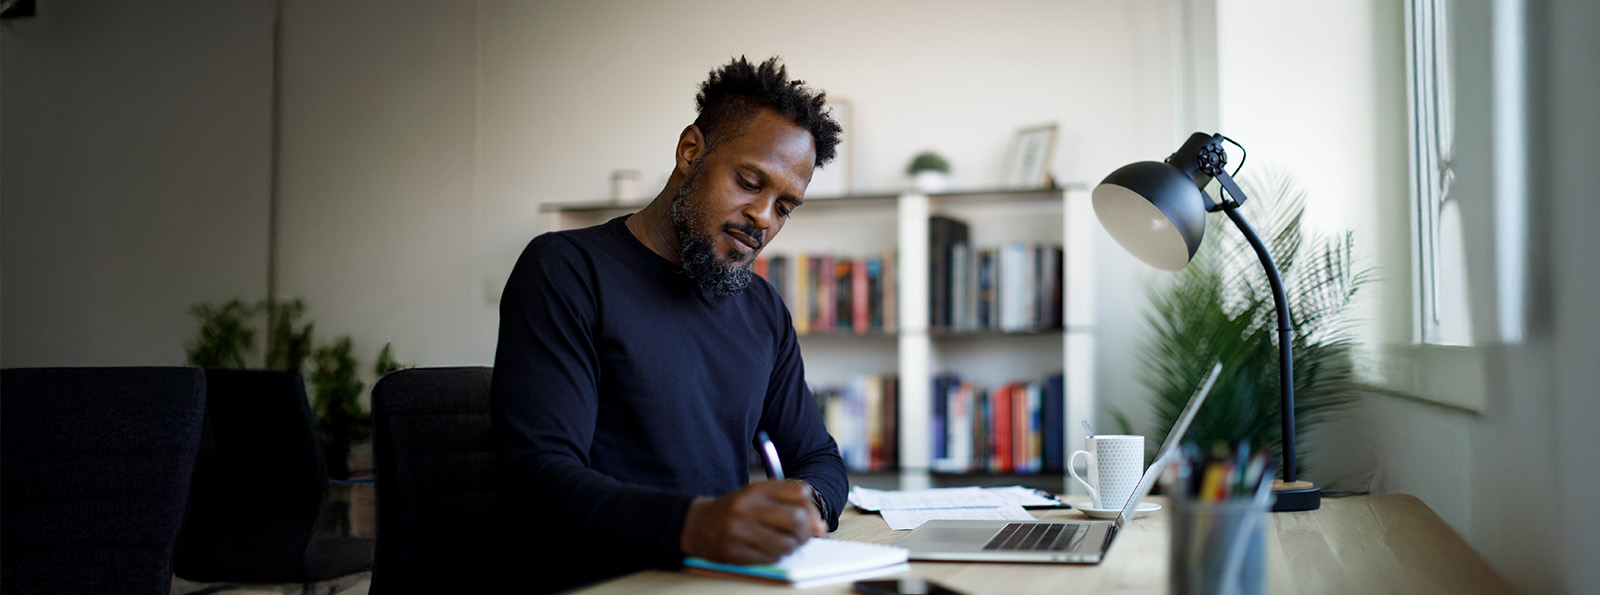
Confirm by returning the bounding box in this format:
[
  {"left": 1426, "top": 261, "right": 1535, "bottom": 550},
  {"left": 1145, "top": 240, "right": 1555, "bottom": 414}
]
[
  {"left": 683, "top": 538, "right": 910, "bottom": 588},
  {"left": 849, "top": 486, "right": 1062, "bottom": 531}
]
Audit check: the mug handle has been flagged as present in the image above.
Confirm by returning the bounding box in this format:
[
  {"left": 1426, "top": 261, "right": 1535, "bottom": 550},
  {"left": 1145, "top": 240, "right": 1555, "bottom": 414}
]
[{"left": 1067, "top": 450, "right": 1101, "bottom": 509}]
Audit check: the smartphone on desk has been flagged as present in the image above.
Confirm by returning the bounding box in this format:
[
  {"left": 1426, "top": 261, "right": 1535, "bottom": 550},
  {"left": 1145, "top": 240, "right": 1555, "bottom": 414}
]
[{"left": 854, "top": 577, "right": 968, "bottom": 595}]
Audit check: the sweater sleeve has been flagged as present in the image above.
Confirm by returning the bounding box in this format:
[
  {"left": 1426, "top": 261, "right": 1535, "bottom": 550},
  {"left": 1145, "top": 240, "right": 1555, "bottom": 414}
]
[
  {"left": 757, "top": 301, "right": 849, "bottom": 531},
  {"left": 491, "top": 235, "right": 695, "bottom": 568}
]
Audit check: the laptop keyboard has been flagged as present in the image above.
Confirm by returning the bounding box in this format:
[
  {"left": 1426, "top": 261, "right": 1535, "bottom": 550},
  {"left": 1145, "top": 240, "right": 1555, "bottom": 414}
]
[{"left": 982, "top": 523, "right": 1080, "bottom": 551}]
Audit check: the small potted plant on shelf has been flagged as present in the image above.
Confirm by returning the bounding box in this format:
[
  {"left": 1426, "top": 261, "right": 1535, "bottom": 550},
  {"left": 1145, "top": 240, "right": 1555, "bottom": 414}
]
[{"left": 906, "top": 151, "right": 951, "bottom": 193}]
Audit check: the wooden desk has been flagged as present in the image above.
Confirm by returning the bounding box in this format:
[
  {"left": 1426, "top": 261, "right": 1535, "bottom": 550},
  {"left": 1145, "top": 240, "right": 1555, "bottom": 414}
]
[{"left": 576, "top": 494, "right": 1512, "bottom": 594}]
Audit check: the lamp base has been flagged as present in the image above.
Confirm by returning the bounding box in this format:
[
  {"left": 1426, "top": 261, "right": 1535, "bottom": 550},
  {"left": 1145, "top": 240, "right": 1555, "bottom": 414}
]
[{"left": 1271, "top": 480, "right": 1321, "bottom": 512}]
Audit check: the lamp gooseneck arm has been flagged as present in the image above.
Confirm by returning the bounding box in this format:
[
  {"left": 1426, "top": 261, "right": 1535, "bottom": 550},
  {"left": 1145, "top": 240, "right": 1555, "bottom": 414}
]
[{"left": 1213, "top": 170, "right": 1298, "bottom": 485}]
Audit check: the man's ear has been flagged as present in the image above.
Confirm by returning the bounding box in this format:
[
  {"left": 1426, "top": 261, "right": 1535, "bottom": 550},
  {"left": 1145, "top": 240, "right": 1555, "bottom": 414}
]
[{"left": 675, "top": 125, "right": 706, "bottom": 177}]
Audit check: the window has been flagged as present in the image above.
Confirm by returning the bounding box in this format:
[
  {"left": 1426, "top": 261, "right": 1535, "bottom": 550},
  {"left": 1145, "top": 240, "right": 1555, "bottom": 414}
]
[
  {"left": 1392, "top": 0, "right": 1529, "bottom": 412},
  {"left": 1407, "top": 0, "right": 1472, "bottom": 346}
]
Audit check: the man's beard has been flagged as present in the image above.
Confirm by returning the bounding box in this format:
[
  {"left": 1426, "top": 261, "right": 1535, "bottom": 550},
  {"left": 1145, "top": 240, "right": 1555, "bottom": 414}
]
[{"left": 670, "top": 163, "right": 760, "bottom": 296}]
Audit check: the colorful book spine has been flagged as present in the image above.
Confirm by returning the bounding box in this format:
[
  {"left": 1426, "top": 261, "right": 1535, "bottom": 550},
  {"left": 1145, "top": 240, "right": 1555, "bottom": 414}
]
[
  {"left": 864, "top": 375, "right": 883, "bottom": 470},
  {"left": 852, "top": 256, "right": 870, "bottom": 335},
  {"left": 881, "top": 249, "right": 897, "bottom": 333},
  {"left": 793, "top": 254, "right": 810, "bottom": 335}
]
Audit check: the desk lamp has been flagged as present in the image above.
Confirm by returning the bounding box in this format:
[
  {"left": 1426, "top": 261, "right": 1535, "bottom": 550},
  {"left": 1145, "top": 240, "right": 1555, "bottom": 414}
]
[{"left": 1092, "top": 132, "right": 1319, "bottom": 512}]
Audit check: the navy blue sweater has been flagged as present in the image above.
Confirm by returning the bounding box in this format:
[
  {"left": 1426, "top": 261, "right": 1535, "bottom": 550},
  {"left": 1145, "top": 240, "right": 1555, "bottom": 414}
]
[{"left": 491, "top": 215, "right": 846, "bottom": 592}]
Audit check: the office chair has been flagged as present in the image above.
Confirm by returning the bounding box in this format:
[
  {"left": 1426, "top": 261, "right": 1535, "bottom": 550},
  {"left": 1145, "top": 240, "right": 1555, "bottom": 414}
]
[
  {"left": 369, "top": 366, "right": 502, "bottom": 593},
  {"left": 173, "top": 369, "right": 374, "bottom": 591},
  {"left": 1, "top": 367, "right": 207, "bottom": 595}
]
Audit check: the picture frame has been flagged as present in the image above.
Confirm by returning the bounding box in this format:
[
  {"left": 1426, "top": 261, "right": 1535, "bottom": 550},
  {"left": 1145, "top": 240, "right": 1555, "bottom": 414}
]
[{"left": 1000, "top": 123, "right": 1058, "bottom": 189}]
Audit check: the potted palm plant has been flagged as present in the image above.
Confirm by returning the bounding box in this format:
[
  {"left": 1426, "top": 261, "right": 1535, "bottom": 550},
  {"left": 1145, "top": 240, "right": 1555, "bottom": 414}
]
[{"left": 1114, "top": 166, "right": 1370, "bottom": 476}]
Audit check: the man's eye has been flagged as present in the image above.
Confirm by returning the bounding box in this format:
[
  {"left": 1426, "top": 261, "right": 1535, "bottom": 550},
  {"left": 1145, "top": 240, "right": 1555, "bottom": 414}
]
[
  {"left": 777, "top": 204, "right": 792, "bottom": 217},
  {"left": 739, "top": 177, "right": 759, "bottom": 191}
]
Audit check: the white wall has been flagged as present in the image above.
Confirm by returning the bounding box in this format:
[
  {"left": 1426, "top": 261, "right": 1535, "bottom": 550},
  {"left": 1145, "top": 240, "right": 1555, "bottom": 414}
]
[
  {"left": 1535, "top": 0, "right": 1599, "bottom": 588},
  {"left": 271, "top": 0, "right": 1188, "bottom": 430},
  {"left": 1, "top": 1, "right": 274, "bottom": 367},
  {"left": 0, "top": 0, "right": 1183, "bottom": 438},
  {"left": 272, "top": 0, "right": 481, "bottom": 368}
]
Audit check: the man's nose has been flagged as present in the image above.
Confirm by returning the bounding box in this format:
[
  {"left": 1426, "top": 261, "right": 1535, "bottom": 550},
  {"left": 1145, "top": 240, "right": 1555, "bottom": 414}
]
[{"left": 743, "top": 197, "right": 777, "bottom": 232}]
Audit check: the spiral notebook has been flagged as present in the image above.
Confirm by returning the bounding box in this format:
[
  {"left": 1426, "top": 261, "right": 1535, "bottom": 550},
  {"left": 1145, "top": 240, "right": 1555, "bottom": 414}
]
[{"left": 682, "top": 538, "right": 911, "bottom": 588}]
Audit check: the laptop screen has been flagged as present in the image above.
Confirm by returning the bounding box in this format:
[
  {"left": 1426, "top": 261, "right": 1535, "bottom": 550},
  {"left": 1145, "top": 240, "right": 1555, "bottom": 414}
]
[{"left": 1113, "top": 362, "right": 1222, "bottom": 528}]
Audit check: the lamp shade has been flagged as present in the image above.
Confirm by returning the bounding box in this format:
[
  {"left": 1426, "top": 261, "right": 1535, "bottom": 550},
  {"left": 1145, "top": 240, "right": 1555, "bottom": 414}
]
[{"left": 1091, "top": 160, "right": 1209, "bottom": 271}]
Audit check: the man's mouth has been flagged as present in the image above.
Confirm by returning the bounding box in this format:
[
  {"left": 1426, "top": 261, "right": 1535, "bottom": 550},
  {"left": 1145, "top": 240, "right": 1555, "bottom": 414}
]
[{"left": 725, "top": 227, "right": 763, "bottom": 256}]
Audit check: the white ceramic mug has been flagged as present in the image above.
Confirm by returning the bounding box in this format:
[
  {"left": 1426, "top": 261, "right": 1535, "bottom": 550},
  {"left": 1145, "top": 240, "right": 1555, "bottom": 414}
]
[{"left": 1067, "top": 435, "right": 1145, "bottom": 509}]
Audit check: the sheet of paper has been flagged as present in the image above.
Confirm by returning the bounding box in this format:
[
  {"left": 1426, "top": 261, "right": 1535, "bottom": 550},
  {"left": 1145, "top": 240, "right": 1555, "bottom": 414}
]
[
  {"left": 983, "top": 485, "right": 1064, "bottom": 507},
  {"left": 849, "top": 486, "right": 1001, "bottom": 511},
  {"left": 878, "top": 504, "right": 1038, "bottom": 531},
  {"left": 848, "top": 485, "right": 1061, "bottom": 511}
]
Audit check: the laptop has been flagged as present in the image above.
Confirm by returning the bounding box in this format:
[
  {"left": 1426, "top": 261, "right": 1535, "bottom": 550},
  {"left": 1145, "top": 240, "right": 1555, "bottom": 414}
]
[{"left": 892, "top": 362, "right": 1222, "bottom": 564}]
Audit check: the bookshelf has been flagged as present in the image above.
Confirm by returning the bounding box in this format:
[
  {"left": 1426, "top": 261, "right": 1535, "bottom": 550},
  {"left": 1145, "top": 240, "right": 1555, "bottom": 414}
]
[{"left": 539, "top": 186, "right": 1096, "bottom": 495}]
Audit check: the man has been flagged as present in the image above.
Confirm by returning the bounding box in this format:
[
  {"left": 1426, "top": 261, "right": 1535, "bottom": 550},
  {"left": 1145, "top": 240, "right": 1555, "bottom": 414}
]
[{"left": 491, "top": 56, "right": 848, "bottom": 593}]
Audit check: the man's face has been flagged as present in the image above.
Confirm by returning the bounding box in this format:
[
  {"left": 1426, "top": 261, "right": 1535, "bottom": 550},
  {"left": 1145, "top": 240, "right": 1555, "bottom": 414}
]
[{"left": 672, "top": 109, "right": 816, "bottom": 296}]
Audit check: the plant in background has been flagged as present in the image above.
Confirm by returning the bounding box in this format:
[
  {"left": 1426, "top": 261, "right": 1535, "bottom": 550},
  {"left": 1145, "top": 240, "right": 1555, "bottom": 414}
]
[
  {"left": 309, "top": 335, "right": 368, "bottom": 479},
  {"left": 907, "top": 151, "right": 952, "bottom": 193},
  {"left": 906, "top": 151, "right": 951, "bottom": 175},
  {"left": 187, "top": 298, "right": 403, "bottom": 479},
  {"left": 373, "top": 342, "right": 410, "bottom": 378},
  {"left": 186, "top": 299, "right": 257, "bottom": 369},
  {"left": 1114, "top": 166, "right": 1370, "bottom": 475},
  {"left": 262, "top": 298, "right": 315, "bottom": 372}
]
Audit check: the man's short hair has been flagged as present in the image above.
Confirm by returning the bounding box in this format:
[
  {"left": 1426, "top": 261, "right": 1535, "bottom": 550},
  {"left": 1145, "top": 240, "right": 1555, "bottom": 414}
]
[{"left": 693, "top": 56, "right": 843, "bottom": 168}]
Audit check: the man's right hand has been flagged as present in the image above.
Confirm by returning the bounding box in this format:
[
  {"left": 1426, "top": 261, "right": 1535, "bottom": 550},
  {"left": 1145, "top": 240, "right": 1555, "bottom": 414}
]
[{"left": 679, "top": 480, "right": 827, "bottom": 565}]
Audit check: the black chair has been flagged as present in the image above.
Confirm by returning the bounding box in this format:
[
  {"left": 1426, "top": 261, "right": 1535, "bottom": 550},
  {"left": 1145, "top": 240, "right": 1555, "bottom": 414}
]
[
  {"left": 1, "top": 367, "right": 207, "bottom": 595},
  {"left": 173, "top": 369, "right": 374, "bottom": 590},
  {"left": 369, "top": 366, "right": 500, "bottom": 593}
]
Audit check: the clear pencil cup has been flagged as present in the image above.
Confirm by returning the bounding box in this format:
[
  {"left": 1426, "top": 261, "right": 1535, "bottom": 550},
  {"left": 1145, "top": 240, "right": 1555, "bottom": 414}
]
[{"left": 1169, "top": 498, "right": 1271, "bottom": 595}]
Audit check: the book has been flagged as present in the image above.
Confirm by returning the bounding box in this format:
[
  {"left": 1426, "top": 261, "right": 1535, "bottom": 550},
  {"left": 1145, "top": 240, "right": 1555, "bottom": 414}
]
[
  {"left": 928, "top": 215, "right": 970, "bottom": 330},
  {"left": 881, "top": 249, "right": 897, "bottom": 333},
  {"left": 992, "top": 383, "right": 1012, "bottom": 473},
  {"left": 882, "top": 375, "right": 899, "bottom": 469},
  {"left": 864, "top": 375, "right": 884, "bottom": 470},
  {"left": 852, "top": 255, "right": 870, "bottom": 335},
  {"left": 834, "top": 258, "right": 853, "bottom": 334},
  {"left": 976, "top": 247, "right": 997, "bottom": 330},
  {"left": 1039, "top": 244, "right": 1065, "bottom": 329},
  {"left": 682, "top": 538, "right": 910, "bottom": 589},
  {"left": 793, "top": 254, "right": 810, "bottom": 335},
  {"left": 818, "top": 253, "right": 836, "bottom": 332},
  {"left": 950, "top": 241, "right": 969, "bottom": 330},
  {"left": 1042, "top": 373, "right": 1065, "bottom": 472},
  {"left": 931, "top": 374, "right": 952, "bottom": 462},
  {"left": 866, "top": 256, "right": 884, "bottom": 332}
]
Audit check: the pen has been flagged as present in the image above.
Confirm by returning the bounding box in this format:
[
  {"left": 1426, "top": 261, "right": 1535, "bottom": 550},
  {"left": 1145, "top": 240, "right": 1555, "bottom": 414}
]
[{"left": 754, "top": 430, "right": 785, "bottom": 480}]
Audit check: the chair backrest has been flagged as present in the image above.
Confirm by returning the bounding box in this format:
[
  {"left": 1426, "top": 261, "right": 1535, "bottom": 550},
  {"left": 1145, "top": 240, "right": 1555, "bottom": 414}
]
[
  {"left": 173, "top": 369, "right": 340, "bottom": 582},
  {"left": 1, "top": 366, "right": 207, "bottom": 595},
  {"left": 370, "top": 366, "right": 499, "bottom": 593}
]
